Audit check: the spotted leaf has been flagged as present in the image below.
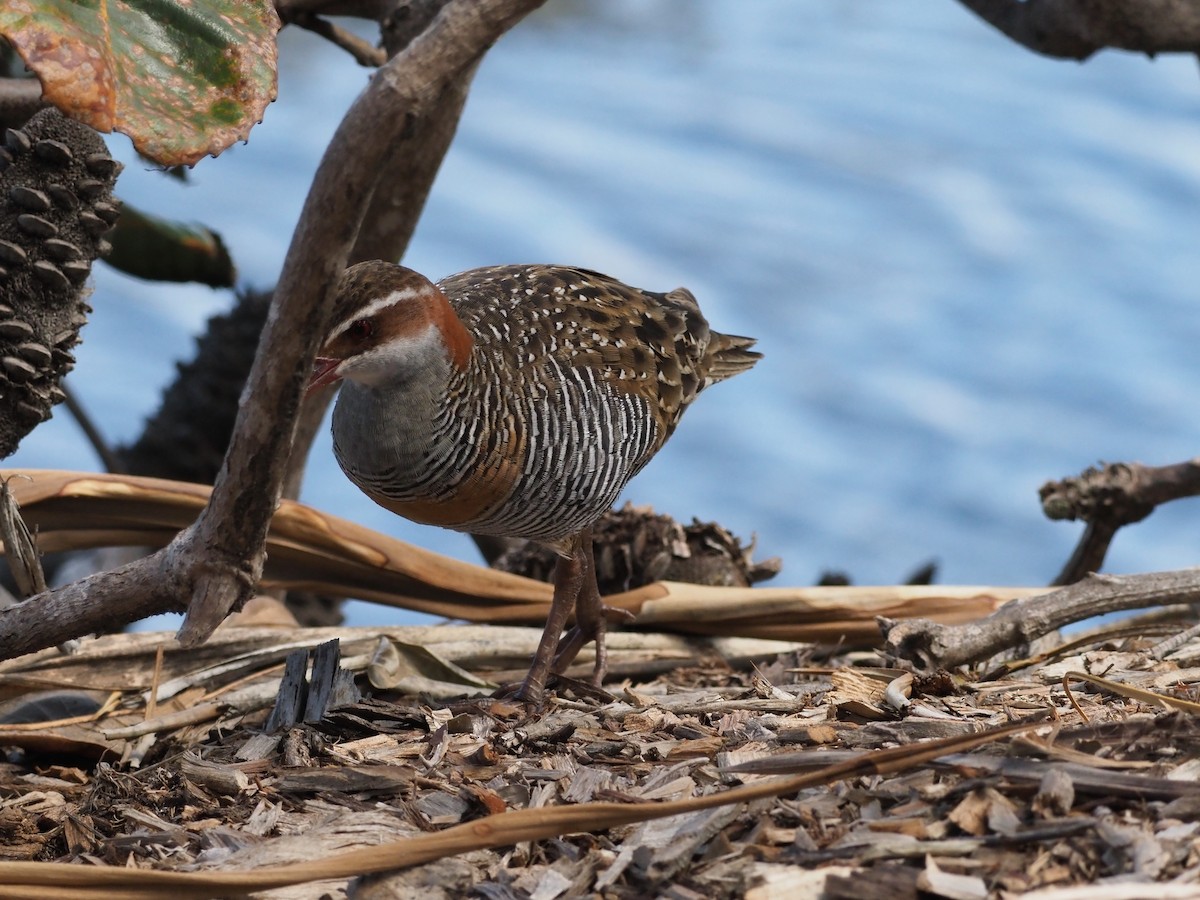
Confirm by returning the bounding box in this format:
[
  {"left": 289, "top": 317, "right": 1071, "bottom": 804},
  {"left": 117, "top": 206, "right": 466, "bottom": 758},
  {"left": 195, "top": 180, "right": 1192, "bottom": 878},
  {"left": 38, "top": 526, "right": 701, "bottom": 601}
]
[{"left": 0, "top": 0, "right": 279, "bottom": 167}]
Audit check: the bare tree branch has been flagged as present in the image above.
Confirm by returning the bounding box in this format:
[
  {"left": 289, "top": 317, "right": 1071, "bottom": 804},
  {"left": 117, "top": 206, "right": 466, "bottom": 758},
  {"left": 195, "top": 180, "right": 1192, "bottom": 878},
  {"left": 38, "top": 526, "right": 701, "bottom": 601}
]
[
  {"left": 281, "top": 0, "right": 478, "bottom": 501},
  {"left": 1049, "top": 520, "right": 1118, "bottom": 587},
  {"left": 61, "top": 383, "right": 126, "bottom": 475},
  {"left": 0, "top": 552, "right": 186, "bottom": 655},
  {"left": 1042, "top": 459, "right": 1200, "bottom": 585},
  {"left": 285, "top": 13, "right": 387, "bottom": 66},
  {"left": 881, "top": 567, "right": 1200, "bottom": 670},
  {"left": 182, "top": 0, "right": 546, "bottom": 643},
  {"left": 956, "top": 0, "right": 1200, "bottom": 60},
  {"left": 0, "top": 0, "right": 546, "bottom": 660},
  {"left": 350, "top": 3, "right": 475, "bottom": 265}
]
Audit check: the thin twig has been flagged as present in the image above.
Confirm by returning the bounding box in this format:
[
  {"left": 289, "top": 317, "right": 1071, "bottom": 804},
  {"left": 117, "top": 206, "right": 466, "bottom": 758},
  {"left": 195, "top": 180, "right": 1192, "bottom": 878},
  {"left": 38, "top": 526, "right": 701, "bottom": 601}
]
[
  {"left": 1149, "top": 619, "right": 1200, "bottom": 661},
  {"left": 0, "top": 477, "right": 47, "bottom": 597},
  {"left": 60, "top": 382, "right": 127, "bottom": 475},
  {"left": 287, "top": 13, "right": 386, "bottom": 66},
  {"left": 1051, "top": 520, "right": 1117, "bottom": 587}
]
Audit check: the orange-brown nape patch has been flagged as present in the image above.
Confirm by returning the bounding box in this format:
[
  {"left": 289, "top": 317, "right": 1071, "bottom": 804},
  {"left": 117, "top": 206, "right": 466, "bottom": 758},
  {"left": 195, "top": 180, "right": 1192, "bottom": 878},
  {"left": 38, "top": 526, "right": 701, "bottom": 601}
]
[{"left": 429, "top": 292, "right": 473, "bottom": 370}]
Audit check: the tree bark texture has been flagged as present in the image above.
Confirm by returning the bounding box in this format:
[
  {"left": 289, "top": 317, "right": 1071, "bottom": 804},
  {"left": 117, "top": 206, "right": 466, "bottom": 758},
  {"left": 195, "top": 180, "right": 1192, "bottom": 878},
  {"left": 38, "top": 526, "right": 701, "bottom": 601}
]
[
  {"left": 957, "top": 0, "right": 1200, "bottom": 59},
  {"left": 881, "top": 567, "right": 1200, "bottom": 670},
  {"left": 1041, "top": 459, "right": 1200, "bottom": 585},
  {"left": 0, "top": 0, "right": 547, "bottom": 660}
]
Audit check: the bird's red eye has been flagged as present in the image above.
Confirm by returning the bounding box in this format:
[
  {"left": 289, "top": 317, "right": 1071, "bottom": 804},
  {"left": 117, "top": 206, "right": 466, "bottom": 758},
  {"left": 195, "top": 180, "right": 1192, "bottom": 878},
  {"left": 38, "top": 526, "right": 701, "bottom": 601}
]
[{"left": 347, "top": 319, "right": 373, "bottom": 342}]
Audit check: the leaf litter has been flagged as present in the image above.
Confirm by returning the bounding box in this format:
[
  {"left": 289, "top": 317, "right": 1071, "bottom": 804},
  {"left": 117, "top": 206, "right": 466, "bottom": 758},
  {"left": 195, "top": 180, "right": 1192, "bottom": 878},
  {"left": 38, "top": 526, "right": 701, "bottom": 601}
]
[{"left": 1, "top": 606, "right": 1200, "bottom": 899}]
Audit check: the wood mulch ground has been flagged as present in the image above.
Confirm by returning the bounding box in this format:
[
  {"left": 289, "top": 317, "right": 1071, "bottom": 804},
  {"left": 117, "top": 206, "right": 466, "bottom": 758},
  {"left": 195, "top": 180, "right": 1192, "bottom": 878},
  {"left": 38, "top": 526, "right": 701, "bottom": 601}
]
[{"left": 2, "top": 616, "right": 1200, "bottom": 899}]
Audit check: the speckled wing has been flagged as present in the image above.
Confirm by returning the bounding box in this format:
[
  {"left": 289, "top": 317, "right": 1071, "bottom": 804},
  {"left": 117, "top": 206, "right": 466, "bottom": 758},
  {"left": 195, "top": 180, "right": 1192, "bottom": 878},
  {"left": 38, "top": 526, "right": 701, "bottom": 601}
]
[{"left": 436, "top": 264, "right": 760, "bottom": 447}]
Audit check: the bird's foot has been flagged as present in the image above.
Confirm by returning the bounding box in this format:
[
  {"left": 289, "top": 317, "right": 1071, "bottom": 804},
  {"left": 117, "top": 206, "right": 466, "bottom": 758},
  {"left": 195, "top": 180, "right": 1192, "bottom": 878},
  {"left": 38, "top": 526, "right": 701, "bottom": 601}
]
[
  {"left": 493, "top": 672, "right": 614, "bottom": 711},
  {"left": 505, "top": 528, "right": 636, "bottom": 705},
  {"left": 553, "top": 558, "right": 634, "bottom": 687},
  {"left": 507, "top": 652, "right": 556, "bottom": 709},
  {"left": 501, "top": 599, "right": 633, "bottom": 706},
  {"left": 552, "top": 602, "right": 635, "bottom": 687}
]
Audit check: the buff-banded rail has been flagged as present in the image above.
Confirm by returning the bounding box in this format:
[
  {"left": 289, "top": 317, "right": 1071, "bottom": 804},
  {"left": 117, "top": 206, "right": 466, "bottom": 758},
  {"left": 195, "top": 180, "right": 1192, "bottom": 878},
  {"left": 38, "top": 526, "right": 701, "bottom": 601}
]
[{"left": 309, "top": 261, "right": 760, "bottom": 705}]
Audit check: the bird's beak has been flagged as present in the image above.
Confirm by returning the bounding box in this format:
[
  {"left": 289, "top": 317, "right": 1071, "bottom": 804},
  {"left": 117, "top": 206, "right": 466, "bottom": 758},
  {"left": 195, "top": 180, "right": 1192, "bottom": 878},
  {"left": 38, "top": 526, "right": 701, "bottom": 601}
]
[{"left": 307, "top": 357, "right": 343, "bottom": 396}]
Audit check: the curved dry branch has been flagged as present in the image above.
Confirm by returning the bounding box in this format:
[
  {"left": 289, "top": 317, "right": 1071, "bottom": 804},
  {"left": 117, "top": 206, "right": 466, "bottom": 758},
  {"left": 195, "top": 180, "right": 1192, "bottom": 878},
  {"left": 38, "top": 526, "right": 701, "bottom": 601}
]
[
  {"left": 0, "top": 0, "right": 547, "bottom": 660},
  {"left": 284, "top": 0, "right": 481, "bottom": 501},
  {"left": 882, "top": 567, "right": 1200, "bottom": 670},
  {"left": 284, "top": 12, "right": 387, "bottom": 65},
  {"left": 180, "top": 0, "right": 548, "bottom": 644}
]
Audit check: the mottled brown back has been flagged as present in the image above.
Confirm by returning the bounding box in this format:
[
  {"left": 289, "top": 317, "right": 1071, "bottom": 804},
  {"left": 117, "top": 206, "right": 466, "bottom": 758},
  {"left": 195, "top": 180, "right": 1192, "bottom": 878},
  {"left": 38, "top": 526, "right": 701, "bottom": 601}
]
[{"left": 437, "top": 265, "right": 759, "bottom": 447}]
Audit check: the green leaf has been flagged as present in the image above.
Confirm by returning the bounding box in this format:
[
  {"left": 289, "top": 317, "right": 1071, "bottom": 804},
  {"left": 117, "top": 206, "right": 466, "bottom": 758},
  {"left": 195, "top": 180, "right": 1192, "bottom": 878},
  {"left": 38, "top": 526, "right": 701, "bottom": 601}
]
[
  {"left": 0, "top": 0, "right": 279, "bottom": 166},
  {"left": 104, "top": 201, "right": 236, "bottom": 287}
]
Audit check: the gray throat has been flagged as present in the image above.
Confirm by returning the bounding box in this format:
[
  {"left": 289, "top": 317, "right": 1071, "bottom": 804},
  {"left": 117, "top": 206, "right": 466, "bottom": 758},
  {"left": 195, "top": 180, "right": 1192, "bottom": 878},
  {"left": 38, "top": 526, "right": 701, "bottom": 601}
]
[{"left": 330, "top": 364, "right": 451, "bottom": 501}]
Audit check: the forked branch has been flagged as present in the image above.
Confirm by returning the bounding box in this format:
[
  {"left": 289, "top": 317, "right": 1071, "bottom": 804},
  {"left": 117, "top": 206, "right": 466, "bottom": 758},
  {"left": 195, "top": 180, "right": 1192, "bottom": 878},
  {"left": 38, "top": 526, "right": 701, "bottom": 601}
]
[
  {"left": 0, "top": 0, "right": 547, "bottom": 660},
  {"left": 1043, "top": 458, "right": 1200, "bottom": 585}
]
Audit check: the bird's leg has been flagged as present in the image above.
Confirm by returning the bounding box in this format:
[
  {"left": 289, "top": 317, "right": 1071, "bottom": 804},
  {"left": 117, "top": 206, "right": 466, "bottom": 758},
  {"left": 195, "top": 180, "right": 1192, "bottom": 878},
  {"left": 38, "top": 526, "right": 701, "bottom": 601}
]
[
  {"left": 551, "top": 529, "right": 630, "bottom": 688},
  {"left": 514, "top": 534, "right": 585, "bottom": 705},
  {"left": 549, "top": 531, "right": 600, "bottom": 681}
]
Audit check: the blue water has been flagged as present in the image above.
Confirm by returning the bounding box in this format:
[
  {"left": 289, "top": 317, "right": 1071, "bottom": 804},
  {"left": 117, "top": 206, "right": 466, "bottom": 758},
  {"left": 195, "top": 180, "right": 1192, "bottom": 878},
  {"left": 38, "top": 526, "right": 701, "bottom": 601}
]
[{"left": 11, "top": 1, "right": 1200, "bottom": 625}]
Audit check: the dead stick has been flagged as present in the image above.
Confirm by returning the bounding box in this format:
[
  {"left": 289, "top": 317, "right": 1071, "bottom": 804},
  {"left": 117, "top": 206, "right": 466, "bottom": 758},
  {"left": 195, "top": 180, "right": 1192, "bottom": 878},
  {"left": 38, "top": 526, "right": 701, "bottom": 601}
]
[
  {"left": 882, "top": 567, "right": 1200, "bottom": 671},
  {"left": 1042, "top": 459, "right": 1200, "bottom": 585},
  {"left": 286, "top": 12, "right": 387, "bottom": 66},
  {"left": 0, "top": 0, "right": 547, "bottom": 659}
]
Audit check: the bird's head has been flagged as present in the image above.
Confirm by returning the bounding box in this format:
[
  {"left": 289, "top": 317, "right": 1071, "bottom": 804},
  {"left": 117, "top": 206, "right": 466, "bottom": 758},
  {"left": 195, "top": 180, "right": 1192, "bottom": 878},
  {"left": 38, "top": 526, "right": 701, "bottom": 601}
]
[{"left": 309, "top": 261, "right": 473, "bottom": 393}]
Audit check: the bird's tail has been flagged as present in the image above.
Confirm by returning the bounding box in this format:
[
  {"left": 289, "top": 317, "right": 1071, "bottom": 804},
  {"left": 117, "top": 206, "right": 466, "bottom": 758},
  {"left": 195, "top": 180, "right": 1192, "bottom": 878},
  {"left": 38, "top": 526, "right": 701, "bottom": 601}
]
[{"left": 707, "top": 332, "right": 761, "bottom": 384}]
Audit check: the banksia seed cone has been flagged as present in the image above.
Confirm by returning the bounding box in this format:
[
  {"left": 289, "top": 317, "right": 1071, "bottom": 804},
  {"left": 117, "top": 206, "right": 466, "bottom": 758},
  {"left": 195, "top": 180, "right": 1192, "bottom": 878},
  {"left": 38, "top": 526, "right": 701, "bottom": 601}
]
[{"left": 0, "top": 108, "right": 122, "bottom": 458}]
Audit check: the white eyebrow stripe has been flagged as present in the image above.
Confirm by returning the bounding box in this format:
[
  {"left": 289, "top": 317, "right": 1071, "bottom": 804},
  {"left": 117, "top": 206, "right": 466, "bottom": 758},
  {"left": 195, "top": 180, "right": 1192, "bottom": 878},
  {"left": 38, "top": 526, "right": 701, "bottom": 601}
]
[{"left": 328, "top": 287, "right": 423, "bottom": 340}]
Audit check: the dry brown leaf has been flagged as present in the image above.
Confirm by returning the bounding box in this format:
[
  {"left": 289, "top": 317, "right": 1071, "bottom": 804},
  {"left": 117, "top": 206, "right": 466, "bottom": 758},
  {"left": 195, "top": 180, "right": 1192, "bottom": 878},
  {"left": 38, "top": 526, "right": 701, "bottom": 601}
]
[{"left": 2, "top": 470, "right": 1034, "bottom": 643}]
